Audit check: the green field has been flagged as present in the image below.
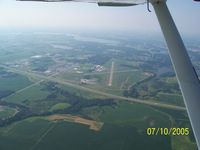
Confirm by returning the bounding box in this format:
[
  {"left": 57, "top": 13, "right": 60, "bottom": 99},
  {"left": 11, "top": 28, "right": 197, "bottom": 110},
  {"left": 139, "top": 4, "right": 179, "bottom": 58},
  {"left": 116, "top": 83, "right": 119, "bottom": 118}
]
[
  {"left": 0, "top": 107, "right": 16, "bottom": 119},
  {"left": 0, "top": 101, "right": 195, "bottom": 150},
  {"left": 157, "top": 92, "right": 184, "bottom": 107},
  {"left": 3, "top": 82, "right": 55, "bottom": 113},
  {"left": 33, "top": 122, "right": 171, "bottom": 150},
  {"left": 172, "top": 136, "right": 197, "bottom": 150},
  {"left": 58, "top": 84, "right": 109, "bottom": 99},
  {"left": 0, "top": 118, "right": 53, "bottom": 150},
  {"left": 81, "top": 70, "right": 147, "bottom": 96},
  {"left": 83, "top": 102, "right": 172, "bottom": 129},
  {"left": 0, "top": 74, "right": 32, "bottom": 91},
  {"left": 4, "top": 84, "right": 50, "bottom": 105},
  {"left": 0, "top": 101, "right": 174, "bottom": 150},
  {"left": 49, "top": 103, "right": 71, "bottom": 112}
]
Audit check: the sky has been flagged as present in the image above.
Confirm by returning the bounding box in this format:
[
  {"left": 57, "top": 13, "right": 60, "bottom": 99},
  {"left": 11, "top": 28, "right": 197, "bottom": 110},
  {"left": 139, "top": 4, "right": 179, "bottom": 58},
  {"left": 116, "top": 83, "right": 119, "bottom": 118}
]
[{"left": 0, "top": 0, "right": 199, "bottom": 36}]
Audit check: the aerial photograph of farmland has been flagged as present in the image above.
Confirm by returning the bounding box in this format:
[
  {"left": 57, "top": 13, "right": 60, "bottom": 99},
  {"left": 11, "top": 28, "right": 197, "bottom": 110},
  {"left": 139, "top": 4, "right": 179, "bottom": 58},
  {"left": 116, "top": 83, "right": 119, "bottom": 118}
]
[
  {"left": 0, "top": 30, "right": 198, "bottom": 150},
  {"left": 0, "top": 0, "right": 200, "bottom": 150}
]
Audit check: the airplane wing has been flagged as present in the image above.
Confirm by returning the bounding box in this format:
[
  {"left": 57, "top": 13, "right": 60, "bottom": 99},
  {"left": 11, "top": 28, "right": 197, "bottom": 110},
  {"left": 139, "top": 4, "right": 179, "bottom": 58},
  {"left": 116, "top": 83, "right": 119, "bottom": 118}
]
[{"left": 17, "top": 0, "right": 147, "bottom": 6}]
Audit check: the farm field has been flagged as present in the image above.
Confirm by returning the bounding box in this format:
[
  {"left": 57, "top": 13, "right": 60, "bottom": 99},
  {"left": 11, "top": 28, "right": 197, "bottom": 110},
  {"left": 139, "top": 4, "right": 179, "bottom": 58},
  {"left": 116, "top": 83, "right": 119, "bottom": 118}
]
[
  {"left": 0, "top": 101, "right": 196, "bottom": 150},
  {"left": 0, "top": 102, "right": 177, "bottom": 150},
  {"left": 0, "top": 68, "right": 32, "bottom": 92},
  {"left": 0, "top": 31, "right": 198, "bottom": 150},
  {"left": 0, "top": 106, "right": 17, "bottom": 119}
]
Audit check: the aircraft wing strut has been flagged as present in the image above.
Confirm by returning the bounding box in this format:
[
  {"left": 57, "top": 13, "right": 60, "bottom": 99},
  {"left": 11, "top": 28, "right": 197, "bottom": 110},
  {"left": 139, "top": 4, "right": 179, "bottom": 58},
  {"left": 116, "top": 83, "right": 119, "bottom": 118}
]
[{"left": 151, "top": 1, "right": 200, "bottom": 149}]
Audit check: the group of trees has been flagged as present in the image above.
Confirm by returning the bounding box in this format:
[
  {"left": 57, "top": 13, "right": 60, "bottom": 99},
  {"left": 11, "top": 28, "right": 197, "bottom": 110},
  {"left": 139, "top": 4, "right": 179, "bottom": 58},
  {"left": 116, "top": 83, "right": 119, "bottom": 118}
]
[
  {"left": 0, "top": 101, "right": 34, "bottom": 127},
  {"left": 41, "top": 82, "right": 116, "bottom": 114},
  {"left": 0, "top": 81, "right": 116, "bottom": 127},
  {"left": 124, "top": 71, "right": 180, "bottom": 100},
  {"left": 124, "top": 73, "right": 156, "bottom": 98},
  {"left": 70, "top": 54, "right": 111, "bottom": 65},
  {"left": 31, "top": 57, "right": 54, "bottom": 72}
]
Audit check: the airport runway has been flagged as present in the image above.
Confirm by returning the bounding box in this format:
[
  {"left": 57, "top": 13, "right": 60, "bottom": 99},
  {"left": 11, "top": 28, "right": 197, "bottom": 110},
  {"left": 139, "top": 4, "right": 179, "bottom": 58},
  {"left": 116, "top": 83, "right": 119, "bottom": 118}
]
[{"left": 108, "top": 61, "right": 114, "bottom": 87}]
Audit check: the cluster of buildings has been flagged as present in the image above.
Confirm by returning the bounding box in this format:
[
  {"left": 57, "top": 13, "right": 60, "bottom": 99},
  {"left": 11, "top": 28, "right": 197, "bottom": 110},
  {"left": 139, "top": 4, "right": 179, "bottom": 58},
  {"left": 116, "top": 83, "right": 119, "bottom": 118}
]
[{"left": 92, "top": 65, "right": 105, "bottom": 72}]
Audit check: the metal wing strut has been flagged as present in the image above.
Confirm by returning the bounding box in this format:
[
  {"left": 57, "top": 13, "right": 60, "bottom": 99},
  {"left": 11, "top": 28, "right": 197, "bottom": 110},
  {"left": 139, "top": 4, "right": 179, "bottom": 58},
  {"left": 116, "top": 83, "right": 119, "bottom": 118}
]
[{"left": 150, "top": 0, "right": 200, "bottom": 148}]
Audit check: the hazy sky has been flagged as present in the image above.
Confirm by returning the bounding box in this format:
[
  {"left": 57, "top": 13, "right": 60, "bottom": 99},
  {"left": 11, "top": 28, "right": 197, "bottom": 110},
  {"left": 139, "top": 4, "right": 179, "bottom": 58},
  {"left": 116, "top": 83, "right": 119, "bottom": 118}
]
[{"left": 0, "top": 0, "right": 199, "bottom": 36}]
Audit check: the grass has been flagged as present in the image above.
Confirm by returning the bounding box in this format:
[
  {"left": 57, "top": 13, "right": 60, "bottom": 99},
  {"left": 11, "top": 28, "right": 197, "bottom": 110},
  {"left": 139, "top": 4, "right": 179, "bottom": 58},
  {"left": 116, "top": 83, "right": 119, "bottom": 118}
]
[
  {"left": 111, "top": 70, "right": 145, "bottom": 89},
  {"left": 0, "top": 117, "right": 172, "bottom": 150},
  {"left": 0, "top": 107, "right": 16, "bottom": 119},
  {"left": 0, "top": 48, "right": 34, "bottom": 63},
  {"left": 0, "top": 74, "right": 32, "bottom": 91},
  {"left": 0, "top": 118, "right": 53, "bottom": 150},
  {"left": 36, "top": 122, "right": 171, "bottom": 150},
  {"left": 165, "top": 77, "right": 177, "bottom": 84},
  {"left": 58, "top": 84, "right": 109, "bottom": 99},
  {"left": 30, "top": 57, "right": 54, "bottom": 71},
  {"left": 49, "top": 103, "right": 71, "bottom": 112},
  {"left": 58, "top": 72, "right": 83, "bottom": 82},
  {"left": 156, "top": 92, "right": 184, "bottom": 106},
  {"left": 99, "top": 101, "right": 171, "bottom": 129},
  {"left": 171, "top": 135, "right": 197, "bottom": 150},
  {"left": 0, "top": 99, "right": 196, "bottom": 150},
  {"left": 4, "top": 84, "right": 50, "bottom": 105},
  {"left": 79, "top": 70, "right": 147, "bottom": 96}
]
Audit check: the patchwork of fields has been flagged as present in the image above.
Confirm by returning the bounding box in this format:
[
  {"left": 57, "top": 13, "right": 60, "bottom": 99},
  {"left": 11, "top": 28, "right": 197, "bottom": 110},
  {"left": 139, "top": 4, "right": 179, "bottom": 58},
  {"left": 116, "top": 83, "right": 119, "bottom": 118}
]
[{"left": 0, "top": 31, "right": 198, "bottom": 150}]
